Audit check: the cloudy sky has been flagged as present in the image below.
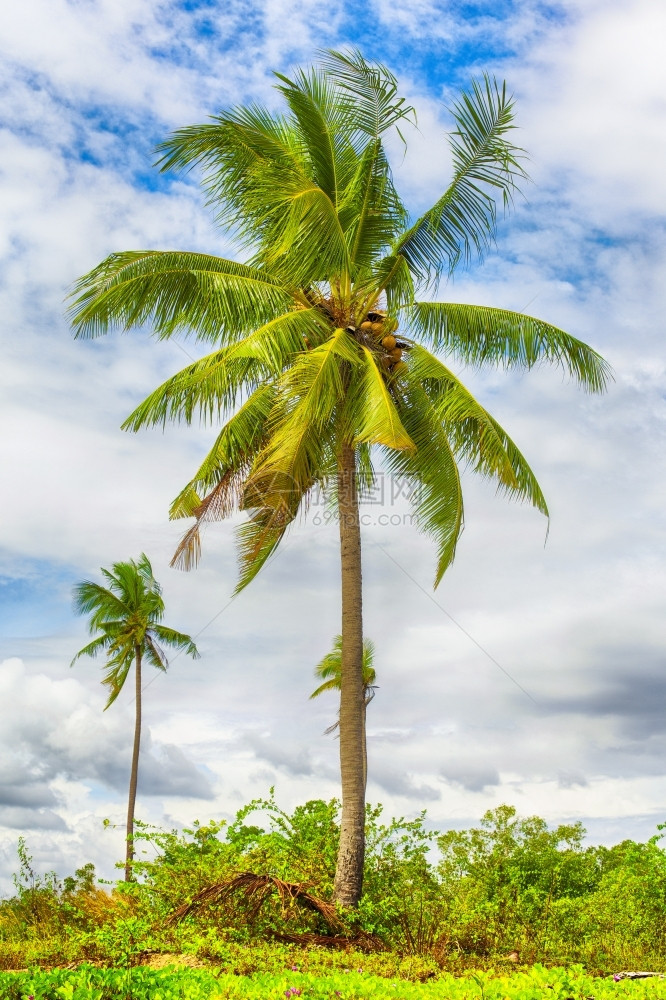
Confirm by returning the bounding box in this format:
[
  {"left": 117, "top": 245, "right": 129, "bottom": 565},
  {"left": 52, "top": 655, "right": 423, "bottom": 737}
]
[{"left": 1, "top": 0, "right": 665, "bottom": 891}]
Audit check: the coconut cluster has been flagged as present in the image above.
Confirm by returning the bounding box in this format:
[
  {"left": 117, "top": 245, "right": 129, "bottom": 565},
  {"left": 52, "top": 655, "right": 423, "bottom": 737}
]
[{"left": 358, "top": 310, "right": 407, "bottom": 374}]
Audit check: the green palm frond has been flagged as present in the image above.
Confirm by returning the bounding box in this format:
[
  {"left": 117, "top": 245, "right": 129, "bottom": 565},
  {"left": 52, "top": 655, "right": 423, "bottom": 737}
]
[
  {"left": 351, "top": 347, "right": 414, "bottom": 450},
  {"left": 321, "top": 48, "right": 416, "bottom": 142},
  {"left": 122, "top": 309, "right": 321, "bottom": 431},
  {"left": 363, "top": 253, "right": 414, "bottom": 317},
  {"left": 151, "top": 626, "right": 201, "bottom": 659},
  {"left": 409, "top": 301, "right": 612, "bottom": 390},
  {"left": 170, "top": 384, "right": 277, "bottom": 519},
  {"left": 386, "top": 383, "right": 465, "bottom": 586},
  {"left": 311, "top": 634, "right": 377, "bottom": 699},
  {"left": 257, "top": 179, "right": 352, "bottom": 285},
  {"left": 234, "top": 501, "right": 297, "bottom": 594},
  {"left": 156, "top": 104, "right": 301, "bottom": 179},
  {"left": 342, "top": 142, "right": 408, "bottom": 273},
  {"left": 274, "top": 68, "right": 349, "bottom": 205},
  {"left": 68, "top": 251, "right": 290, "bottom": 344},
  {"left": 69, "top": 633, "right": 114, "bottom": 665},
  {"left": 409, "top": 345, "right": 548, "bottom": 514},
  {"left": 394, "top": 76, "right": 527, "bottom": 283},
  {"left": 101, "top": 649, "right": 134, "bottom": 709},
  {"left": 72, "top": 582, "right": 129, "bottom": 629},
  {"left": 245, "top": 329, "right": 356, "bottom": 501}
]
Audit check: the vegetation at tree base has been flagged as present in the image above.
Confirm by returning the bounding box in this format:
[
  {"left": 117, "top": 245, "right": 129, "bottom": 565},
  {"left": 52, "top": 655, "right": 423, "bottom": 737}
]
[
  {"left": 68, "top": 50, "right": 610, "bottom": 908},
  {"left": 2, "top": 798, "right": 666, "bottom": 980},
  {"left": 71, "top": 554, "right": 200, "bottom": 881}
]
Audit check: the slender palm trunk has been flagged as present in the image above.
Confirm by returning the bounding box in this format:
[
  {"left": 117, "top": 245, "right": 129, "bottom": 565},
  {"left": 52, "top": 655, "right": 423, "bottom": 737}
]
[
  {"left": 332, "top": 441, "right": 365, "bottom": 908},
  {"left": 361, "top": 704, "right": 368, "bottom": 793},
  {"left": 125, "top": 645, "right": 142, "bottom": 882}
]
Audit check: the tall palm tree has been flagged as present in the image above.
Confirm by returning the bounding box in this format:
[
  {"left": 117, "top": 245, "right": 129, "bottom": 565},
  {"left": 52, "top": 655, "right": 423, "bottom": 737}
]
[
  {"left": 71, "top": 554, "right": 199, "bottom": 881},
  {"left": 311, "top": 636, "right": 377, "bottom": 792},
  {"left": 68, "top": 51, "right": 610, "bottom": 906}
]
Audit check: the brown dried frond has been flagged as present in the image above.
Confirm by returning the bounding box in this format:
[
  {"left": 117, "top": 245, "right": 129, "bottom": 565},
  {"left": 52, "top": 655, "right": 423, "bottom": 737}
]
[
  {"left": 170, "top": 523, "right": 202, "bottom": 571},
  {"left": 170, "top": 470, "right": 245, "bottom": 571},
  {"left": 168, "top": 872, "right": 341, "bottom": 929}
]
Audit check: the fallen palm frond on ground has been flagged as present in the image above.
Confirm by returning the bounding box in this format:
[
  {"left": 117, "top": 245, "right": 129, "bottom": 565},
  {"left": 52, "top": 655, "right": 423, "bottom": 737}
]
[{"left": 168, "top": 872, "right": 342, "bottom": 929}]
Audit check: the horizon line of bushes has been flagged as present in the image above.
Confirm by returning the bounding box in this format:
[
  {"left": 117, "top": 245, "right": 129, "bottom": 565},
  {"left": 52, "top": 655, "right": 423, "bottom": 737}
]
[{"left": 2, "top": 795, "right": 666, "bottom": 975}]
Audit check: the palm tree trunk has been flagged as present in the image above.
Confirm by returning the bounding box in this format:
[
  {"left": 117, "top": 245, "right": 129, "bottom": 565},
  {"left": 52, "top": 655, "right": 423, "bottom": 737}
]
[
  {"left": 125, "top": 645, "right": 142, "bottom": 882},
  {"left": 362, "top": 704, "right": 368, "bottom": 793},
  {"left": 332, "top": 440, "right": 365, "bottom": 908}
]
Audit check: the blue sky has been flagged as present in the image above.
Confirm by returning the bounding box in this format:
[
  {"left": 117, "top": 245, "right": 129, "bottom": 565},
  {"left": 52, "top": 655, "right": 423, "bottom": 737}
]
[{"left": 0, "top": 0, "right": 665, "bottom": 890}]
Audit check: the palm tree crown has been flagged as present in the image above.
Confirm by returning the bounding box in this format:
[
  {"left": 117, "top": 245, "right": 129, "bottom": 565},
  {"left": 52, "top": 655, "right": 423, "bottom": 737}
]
[
  {"left": 68, "top": 51, "right": 610, "bottom": 904},
  {"left": 311, "top": 636, "right": 376, "bottom": 703}
]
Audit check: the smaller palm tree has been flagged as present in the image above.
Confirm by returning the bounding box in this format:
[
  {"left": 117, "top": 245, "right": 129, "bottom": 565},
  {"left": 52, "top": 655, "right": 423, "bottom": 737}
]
[
  {"left": 71, "top": 553, "right": 199, "bottom": 880},
  {"left": 311, "top": 636, "right": 377, "bottom": 791}
]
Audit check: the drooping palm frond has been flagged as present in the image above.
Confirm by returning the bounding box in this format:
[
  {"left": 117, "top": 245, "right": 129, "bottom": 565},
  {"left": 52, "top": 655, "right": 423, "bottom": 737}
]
[
  {"left": 386, "top": 382, "right": 465, "bottom": 586},
  {"left": 68, "top": 251, "right": 290, "bottom": 344},
  {"left": 394, "top": 76, "right": 528, "bottom": 283},
  {"left": 168, "top": 387, "right": 277, "bottom": 571},
  {"left": 149, "top": 626, "right": 200, "bottom": 661},
  {"left": 408, "top": 301, "right": 612, "bottom": 391},
  {"left": 351, "top": 347, "right": 414, "bottom": 450},
  {"left": 245, "top": 328, "right": 357, "bottom": 500},
  {"left": 122, "top": 308, "right": 321, "bottom": 431},
  {"left": 408, "top": 345, "right": 548, "bottom": 514}
]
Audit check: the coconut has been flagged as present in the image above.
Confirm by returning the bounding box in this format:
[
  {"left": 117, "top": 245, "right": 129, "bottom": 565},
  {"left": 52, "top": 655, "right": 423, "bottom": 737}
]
[
  {"left": 392, "top": 361, "right": 407, "bottom": 374},
  {"left": 389, "top": 347, "right": 402, "bottom": 362},
  {"left": 360, "top": 320, "right": 373, "bottom": 331},
  {"left": 371, "top": 322, "right": 384, "bottom": 335},
  {"left": 381, "top": 334, "right": 397, "bottom": 351}
]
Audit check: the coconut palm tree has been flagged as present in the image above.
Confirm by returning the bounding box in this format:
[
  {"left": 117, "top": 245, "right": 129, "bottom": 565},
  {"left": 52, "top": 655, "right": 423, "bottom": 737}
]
[
  {"left": 71, "top": 554, "right": 199, "bottom": 880},
  {"left": 68, "top": 51, "right": 610, "bottom": 906},
  {"left": 311, "top": 636, "right": 377, "bottom": 792}
]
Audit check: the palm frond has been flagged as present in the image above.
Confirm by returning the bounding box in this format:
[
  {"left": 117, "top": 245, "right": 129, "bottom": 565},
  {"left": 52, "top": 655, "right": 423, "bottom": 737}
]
[
  {"left": 394, "top": 76, "right": 528, "bottom": 283},
  {"left": 385, "top": 382, "right": 465, "bottom": 586},
  {"left": 122, "top": 309, "right": 320, "bottom": 431},
  {"left": 321, "top": 48, "right": 416, "bottom": 142},
  {"left": 234, "top": 502, "right": 296, "bottom": 594},
  {"left": 274, "top": 68, "right": 345, "bottom": 204},
  {"left": 149, "top": 626, "right": 200, "bottom": 659},
  {"left": 245, "top": 328, "right": 356, "bottom": 504},
  {"left": 351, "top": 347, "right": 414, "bottom": 450},
  {"left": 68, "top": 251, "right": 290, "bottom": 344},
  {"left": 168, "top": 387, "right": 278, "bottom": 570},
  {"left": 370, "top": 253, "right": 414, "bottom": 313},
  {"left": 70, "top": 634, "right": 114, "bottom": 666},
  {"left": 408, "top": 345, "right": 548, "bottom": 514},
  {"left": 341, "top": 142, "right": 408, "bottom": 273},
  {"left": 408, "top": 301, "right": 612, "bottom": 391}
]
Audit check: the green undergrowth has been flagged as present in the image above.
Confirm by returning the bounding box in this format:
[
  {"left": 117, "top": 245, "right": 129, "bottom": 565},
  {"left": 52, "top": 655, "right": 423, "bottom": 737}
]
[
  {"left": 2, "top": 964, "right": 665, "bottom": 1000},
  {"left": 2, "top": 795, "right": 666, "bottom": 975}
]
